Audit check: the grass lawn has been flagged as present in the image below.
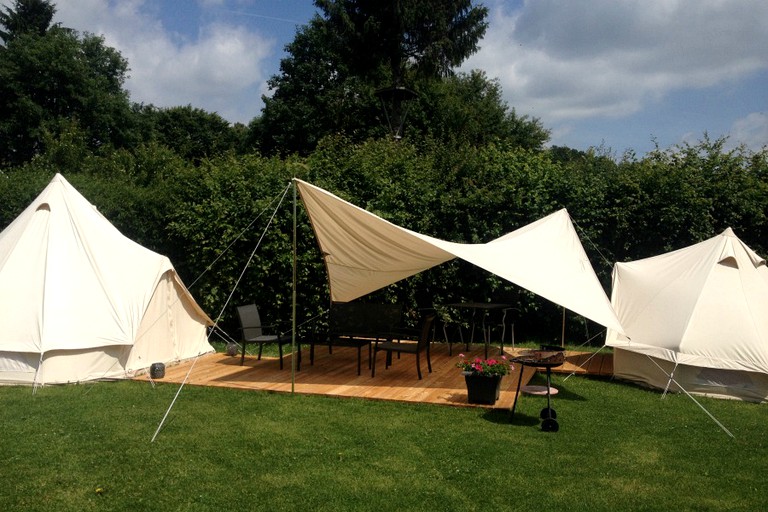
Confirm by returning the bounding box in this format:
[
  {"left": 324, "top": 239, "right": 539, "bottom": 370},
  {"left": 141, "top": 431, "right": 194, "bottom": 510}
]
[{"left": 0, "top": 371, "right": 765, "bottom": 512}]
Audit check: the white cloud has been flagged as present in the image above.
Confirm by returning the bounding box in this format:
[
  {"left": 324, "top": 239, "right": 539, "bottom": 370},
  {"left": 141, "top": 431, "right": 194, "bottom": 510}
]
[
  {"left": 465, "top": 0, "right": 768, "bottom": 127},
  {"left": 52, "top": 0, "right": 274, "bottom": 124},
  {"left": 729, "top": 113, "right": 768, "bottom": 151}
]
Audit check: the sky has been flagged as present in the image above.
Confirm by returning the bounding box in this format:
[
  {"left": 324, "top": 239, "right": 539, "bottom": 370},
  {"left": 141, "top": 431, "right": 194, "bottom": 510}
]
[{"left": 5, "top": 0, "right": 767, "bottom": 156}]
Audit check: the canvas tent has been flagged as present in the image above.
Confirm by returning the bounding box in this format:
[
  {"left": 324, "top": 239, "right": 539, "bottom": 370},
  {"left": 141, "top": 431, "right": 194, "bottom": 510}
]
[
  {"left": 605, "top": 228, "right": 768, "bottom": 402},
  {"left": 296, "top": 178, "right": 624, "bottom": 335},
  {"left": 0, "top": 174, "right": 214, "bottom": 385}
]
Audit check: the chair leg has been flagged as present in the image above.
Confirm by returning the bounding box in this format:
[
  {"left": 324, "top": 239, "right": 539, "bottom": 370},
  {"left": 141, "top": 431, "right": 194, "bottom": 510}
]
[
  {"left": 426, "top": 345, "right": 432, "bottom": 374},
  {"left": 257, "top": 343, "right": 263, "bottom": 361},
  {"left": 500, "top": 320, "right": 506, "bottom": 355},
  {"left": 367, "top": 343, "right": 372, "bottom": 369},
  {"left": 415, "top": 352, "right": 422, "bottom": 380},
  {"left": 371, "top": 348, "right": 378, "bottom": 377},
  {"left": 240, "top": 342, "right": 246, "bottom": 365},
  {"left": 356, "top": 346, "right": 361, "bottom": 376}
]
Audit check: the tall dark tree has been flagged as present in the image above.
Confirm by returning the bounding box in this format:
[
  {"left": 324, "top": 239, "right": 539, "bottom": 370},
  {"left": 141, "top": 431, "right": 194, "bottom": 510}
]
[
  {"left": 0, "top": 0, "right": 55, "bottom": 42},
  {"left": 315, "top": 0, "right": 489, "bottom": 84},
  {"left": 255, "top": 0, "right": 496, "bottom": 156},
  {"left": 253, "top": 14, "right": 376, "bottom": 156}
]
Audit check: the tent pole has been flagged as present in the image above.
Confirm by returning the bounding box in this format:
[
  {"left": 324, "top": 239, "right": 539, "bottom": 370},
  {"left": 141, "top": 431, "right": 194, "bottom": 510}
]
[
  {"left": 661, "top": 362, "right": 678, "bottom": 399},
  {"left": 291, "top": 179, "right": 297, "bottom": 395},
  {"left": 33, "top": 353, "right": 44, "bottom": 393},
  {"left": 561, "top": 307, "right": 566, "bottom": 347},
  {"left": 646, "top": 356, "right": 733, "bottom": 438}
]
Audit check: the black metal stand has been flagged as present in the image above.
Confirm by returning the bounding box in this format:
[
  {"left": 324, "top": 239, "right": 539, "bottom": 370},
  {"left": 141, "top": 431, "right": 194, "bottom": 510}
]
[
  {"left": 509, "top": 353, "right": 564, "bottom": 432},
  {"left": 539, "top": 366, "right": 559, "bottom": 432}
]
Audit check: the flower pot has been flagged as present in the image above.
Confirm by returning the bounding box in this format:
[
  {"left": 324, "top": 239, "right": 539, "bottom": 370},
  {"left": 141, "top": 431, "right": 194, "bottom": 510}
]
[{"left": 464, "top": 374, "right": 503, "bottom": 404}]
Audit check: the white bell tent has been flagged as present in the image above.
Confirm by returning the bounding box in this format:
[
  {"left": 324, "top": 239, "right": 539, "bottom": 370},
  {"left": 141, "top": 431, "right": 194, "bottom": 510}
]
[
  {"left": 295, "top": 178, "right": 624, "bottom": 335},
  {"left": 606, "top": 228, "right": 768, "bottom": 402},
  {"left": 0, "top": 174, "right": 214, "bottom": 385}
]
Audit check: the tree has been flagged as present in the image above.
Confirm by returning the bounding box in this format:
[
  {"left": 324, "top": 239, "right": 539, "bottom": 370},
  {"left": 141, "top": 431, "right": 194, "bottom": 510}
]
[
  {"left": 255, "top": 0, "right": 492, "bottom": 155},
  {"left": 0, "top": 0, "right": 55, "bottom": 42},
  {"left": 136, "top": 105, "right": 243, "bottom": 164},
  {"left": 409, "top": 70, "right": 549, "bottom": 149},
  {"left": 315, "top": 0, "right": 489, "bottom": 84},
  {"left": 0, "top": 1, "right": 135, "bottom": 166},
  {"left": 253, "top": 13, "right": 381, "bottom": 156}
]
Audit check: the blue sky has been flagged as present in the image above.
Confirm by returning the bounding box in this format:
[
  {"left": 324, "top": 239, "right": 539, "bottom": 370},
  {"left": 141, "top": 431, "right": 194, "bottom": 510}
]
[{"left": 8, "top": 0, "right": 767, "bottom": 156}]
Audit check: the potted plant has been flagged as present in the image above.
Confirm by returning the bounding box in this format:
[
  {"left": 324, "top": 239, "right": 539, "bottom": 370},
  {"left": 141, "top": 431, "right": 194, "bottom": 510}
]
[{"left": 456, "top": 354, "right": 513, "bottom": 404}]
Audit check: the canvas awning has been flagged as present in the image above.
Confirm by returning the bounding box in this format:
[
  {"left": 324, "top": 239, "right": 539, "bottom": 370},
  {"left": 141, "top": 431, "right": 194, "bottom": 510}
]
[{"left": 296, "top": 179, "right": 624, "bottom": 334}]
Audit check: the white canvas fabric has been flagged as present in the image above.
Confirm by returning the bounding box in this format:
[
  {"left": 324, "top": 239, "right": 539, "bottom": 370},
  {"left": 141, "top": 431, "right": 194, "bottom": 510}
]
[
  {"left": 297, "top": 178, "right": 455, "bottom": 301},
  {"left": 0, "top": 174, "right": 214, "bottom": 385},
  {"left": 296, "top": 179, "right": 624, "bottom": 334},
  {"left": 606, "top": 228, "right": 768, "bottom": 402}
]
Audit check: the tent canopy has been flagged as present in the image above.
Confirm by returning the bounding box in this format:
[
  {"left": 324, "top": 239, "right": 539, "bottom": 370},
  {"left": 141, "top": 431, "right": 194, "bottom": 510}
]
[
  {"left": 0, "top": 174, "right": 214, "bottom": 384},
  {"left": 295, "top": 178, "right": 624, "bottom": 334},
  {"left": 606, "top": 228, "right": 768, "bottom": 375}
]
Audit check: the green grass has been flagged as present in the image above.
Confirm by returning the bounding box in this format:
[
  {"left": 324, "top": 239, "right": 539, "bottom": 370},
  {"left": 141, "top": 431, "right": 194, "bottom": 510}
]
[{"left": 0, "top": 374, "right": 764, "bottom": 512}]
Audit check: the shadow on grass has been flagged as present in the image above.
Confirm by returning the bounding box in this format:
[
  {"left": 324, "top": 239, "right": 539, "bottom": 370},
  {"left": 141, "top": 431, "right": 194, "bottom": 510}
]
[
  {"left": 506, "top": 413, "right": 541, "bottom": 427},
  {"left": 551, "top": 386, "right": 586, "bottom": 402},
  {"left": 525, "top": 375, "right": 588, "bottom": 402},
  {"left": 480, "top": 409, "right": 540, "bottom": 427}
]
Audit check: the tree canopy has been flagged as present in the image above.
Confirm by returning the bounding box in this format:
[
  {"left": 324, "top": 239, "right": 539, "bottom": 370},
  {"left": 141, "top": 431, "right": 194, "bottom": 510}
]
[
  {"left": 0, "top": 0, "right": 136, "bottom": 166},
  {"left": 314, "top": 0, "right": 489, "bottom": 83},
  {"left": 0, "top": 0, "right": 55, "bottom": 42},
  {"left": 254, "top": 0, "right": 548, "bottom": 155}
]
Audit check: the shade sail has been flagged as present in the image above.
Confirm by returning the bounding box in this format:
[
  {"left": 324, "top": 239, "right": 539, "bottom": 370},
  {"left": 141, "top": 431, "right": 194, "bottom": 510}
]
[
  {"left": 295, "top": 179, "right": 624, "bottom": 334},
  {"left": 429, "top": 210, "right": 625, "bottom": 334},
  {"left": 297, "top": 178, "right": 456, "bottom": 302}
]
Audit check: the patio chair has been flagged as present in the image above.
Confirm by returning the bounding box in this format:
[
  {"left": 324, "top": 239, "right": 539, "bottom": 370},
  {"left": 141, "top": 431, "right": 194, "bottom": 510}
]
[
  {"left": 371, "top": 313, "right": 436, "bottom": 380},
  {"left": 236, "top": 304, "right": 291, "bottom": 368}
]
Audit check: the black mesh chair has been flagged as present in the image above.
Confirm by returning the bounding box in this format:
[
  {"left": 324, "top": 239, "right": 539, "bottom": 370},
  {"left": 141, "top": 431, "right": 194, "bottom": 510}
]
[
  {"left": 236, "top": 304, "right": 291, "bottom": 368},
  {"left": 371, "top": 313, "right": 436, "bottom": 380}
]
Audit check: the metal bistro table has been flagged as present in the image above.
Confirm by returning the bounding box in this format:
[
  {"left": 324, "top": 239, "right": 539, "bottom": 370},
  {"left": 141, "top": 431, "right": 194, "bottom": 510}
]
[
  {"left": 510, "top": 349, "right": 565, "bottom": 432},
  {"left": 443, "top": 303, "right": 514, "bottom": 359}
]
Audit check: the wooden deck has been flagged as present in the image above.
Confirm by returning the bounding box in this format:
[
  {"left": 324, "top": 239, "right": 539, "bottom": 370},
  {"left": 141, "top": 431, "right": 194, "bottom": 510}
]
[
  {"left": 137, "top": 343, "right": 612, "bottom": 410},
  {"left": 554, "top": 349, "right": 614, "bottom": 377}
]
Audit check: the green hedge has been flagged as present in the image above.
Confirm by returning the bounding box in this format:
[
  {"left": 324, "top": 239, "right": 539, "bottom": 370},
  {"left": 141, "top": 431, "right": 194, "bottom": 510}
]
[{"left": 2, "top": 134, "right": 766, "bottom": 344}]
